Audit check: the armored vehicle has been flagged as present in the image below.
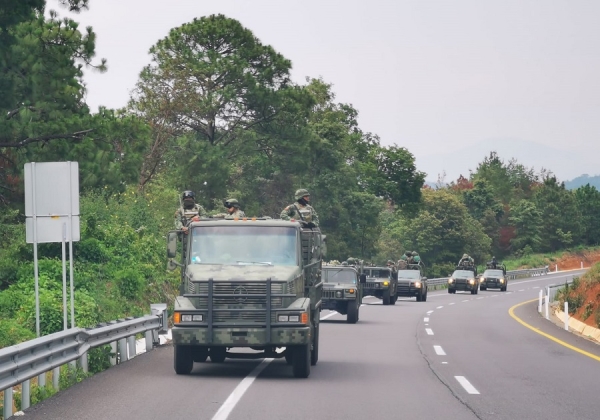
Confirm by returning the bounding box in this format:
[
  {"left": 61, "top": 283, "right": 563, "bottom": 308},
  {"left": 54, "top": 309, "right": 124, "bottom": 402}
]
[
  {"left": 448, "top": 264, "right": 478, "bottom": 294},
  {"left": 363, "top": 266, "right": 398, "bottom": 305},
  {"left": 322, "top": 264, "right": 366, "bottom": 323},
  {"left": 396, "top": 263, "right": 428, "bottom": 301},
  {"left": 479, "top": 263, "right": 507, "bottom": 291},
  {"left": 166, "top": 218, "right": 325, "bottom": 378}
]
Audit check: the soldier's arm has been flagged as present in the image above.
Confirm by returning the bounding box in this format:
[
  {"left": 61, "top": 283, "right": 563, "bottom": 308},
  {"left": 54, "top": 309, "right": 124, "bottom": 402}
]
[
  {"left": 280, "top": 206, "right": 292, "bottom": 220},
  {"left": 174, "top": 210, "right": 183, "bottom": 229},
  {"left": 312, "top": 208, "right": 320, "bottom": 226},
  {"left": 197, "top": 205, "right": 207, "bottom": 217}
]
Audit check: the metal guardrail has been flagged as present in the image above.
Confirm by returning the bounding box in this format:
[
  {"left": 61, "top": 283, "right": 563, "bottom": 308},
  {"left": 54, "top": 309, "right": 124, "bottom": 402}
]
[
  {"left": 1, "top": 304, "right": 168, "bottom": 419},
  {"left": 425, "top": 266, "right": 549, "bottom": 290}
]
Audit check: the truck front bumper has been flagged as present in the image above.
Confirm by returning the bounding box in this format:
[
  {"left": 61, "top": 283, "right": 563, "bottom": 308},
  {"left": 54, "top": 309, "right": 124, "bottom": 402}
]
[{"left": 172, "top": 326, "right": 311, "bottom": 347}]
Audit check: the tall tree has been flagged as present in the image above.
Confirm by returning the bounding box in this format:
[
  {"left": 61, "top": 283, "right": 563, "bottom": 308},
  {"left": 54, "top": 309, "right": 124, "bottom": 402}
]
[{"left": 574, "top": 184, "right": 600, "bottom": 246}]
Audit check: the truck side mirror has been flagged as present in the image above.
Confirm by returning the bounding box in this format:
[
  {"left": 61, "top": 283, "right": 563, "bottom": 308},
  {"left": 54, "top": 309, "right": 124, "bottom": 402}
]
[
  {"left": 359, "top": 274, "right": 367, "bottom": 284},
  {"left": 167, "top": 259, "right": 178, "bottom": 271},
  {"left": 167, "top": 231, "right": 178, "bottom": 258}
]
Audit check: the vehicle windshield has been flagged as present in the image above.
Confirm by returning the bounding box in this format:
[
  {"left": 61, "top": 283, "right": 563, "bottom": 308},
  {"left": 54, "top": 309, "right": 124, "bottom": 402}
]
[
  {"left": 452, "top": 270, "right": 475, "bottom": 279},
  {"left": 483, "top": 270, "right": 504, "bottom": 277},
  {"left": 323, "top": 269, "right": 357, "bottom": 284},
  {"left": 397, "top": 270, "right": 421, "bottom": 280},
  {"left": 190, "top": 225, "right": 297, "bottom": 266},
  {"left": 367, "top": 269, "right": 390, "bottom": 278}
]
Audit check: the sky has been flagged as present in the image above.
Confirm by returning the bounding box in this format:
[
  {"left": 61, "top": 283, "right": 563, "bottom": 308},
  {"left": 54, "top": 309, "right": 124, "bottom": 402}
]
[{"left": 48, "top": 0, "right": 600, "bottom": 182}]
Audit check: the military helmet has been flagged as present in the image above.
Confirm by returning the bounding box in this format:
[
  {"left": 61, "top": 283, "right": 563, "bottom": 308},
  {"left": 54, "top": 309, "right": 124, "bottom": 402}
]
[
  {"left": 463, "top": 253, "right": 468, "bottom": 258},
  {"left": 295, "top": 189, "right": 310, "bottom": 200},
  {"left": 405, "top": 251, "right": 412, "bottom": 257},
  {"left": 182, "top": 190, "right": 195, "bottom": 199},
  {"left": 224, "top": 198, "right": 239, "bottom": 208},
  {"left": 411, "top": 251, "right": 418, "bottom": 256}
]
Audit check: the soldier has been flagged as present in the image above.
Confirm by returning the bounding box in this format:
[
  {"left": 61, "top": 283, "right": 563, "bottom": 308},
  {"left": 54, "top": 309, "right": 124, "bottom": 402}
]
[
  {"left": 280, "top": 189, "right": 320, "bottom": 227},
  {"left": 405, "top": 251, "right": 414, "bottom": 264},
  {"left": 459, "top": 253, "right": 474, "bottom": 266},
  {"left": 411, "top": 251, "right": 421, "bottom": 264},
  {"left": 174, "top": 190, "right": 207, "bottom": 233},
  {"left": 397, "top": 258, "right": 408, "bottom": 269},
  {"left": 212, "top": 198, "right": 246, "bottom": 219}
]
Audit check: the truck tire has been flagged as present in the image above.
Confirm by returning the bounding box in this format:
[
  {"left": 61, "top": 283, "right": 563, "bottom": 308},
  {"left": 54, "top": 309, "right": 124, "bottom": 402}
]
[
  {"left": 285, "top": 349, "right": 293, "bottom": 365},
  {"left": 382, "top": 290, "right": 391, "bottom": 305},
  {"left": 311, "top": 325, "right": 319, "bottom": 366},
  {"left": 347, "top": 299, "right": 359, "bottom": 324},
  {"left": 422, "top": 290, "right": 427, "bottom": 302},
  {"left": 174, "top": 345, "right": 193, "bottom": 374},
  {"left": 210, "top": 347, "right": 227, "bottom": 363},
  {"left": 292, "top": 343, "right": 311, "bottom": 378},
  {"left": 471, "top": 288, "right": 476, "bottom": 295},
  {"left": 390, "top": 294, "right": 398, "bottom": 305},
  {"left": 416, "top": 293, "right": 422, "bottom": 302},
  {"left": 193, "top": 346, "right": 208, "bottom": 362}
]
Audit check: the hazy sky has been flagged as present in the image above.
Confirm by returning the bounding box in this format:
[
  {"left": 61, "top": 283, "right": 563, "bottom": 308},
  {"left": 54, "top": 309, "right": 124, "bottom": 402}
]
[{"left": 49, "top": 0, "right": 600, "bottom": 181}]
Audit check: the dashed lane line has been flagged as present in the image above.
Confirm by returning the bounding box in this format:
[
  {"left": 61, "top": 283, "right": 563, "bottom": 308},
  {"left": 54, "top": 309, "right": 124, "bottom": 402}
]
[
  {"left": 436, "top": 306, "right": 443, "bottom": 309},
  {"left": 509, "top": 299, "right": 600, "bottom": 363},
  {"left": 427, "top": 310, "right": 434, "bottom": 314},
  {"left": 424, "top": 317, "right": 429, "bottom": 322},
  {"left": 426, "top": 328, "right": 434, "bottom": 335},
  {"left": 455, "top": 376, "right": 480, "bottom": 395},
  {"left": 434, "top": 345, "right": 446, "bottom": 356}
]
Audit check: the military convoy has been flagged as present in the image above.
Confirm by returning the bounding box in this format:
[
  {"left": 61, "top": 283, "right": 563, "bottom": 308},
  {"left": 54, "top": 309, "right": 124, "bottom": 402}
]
[
  {"left": 363, "top": 266, "right": 398, "bottom": 305},
  {"left": 479, "top": 262, "right": 508, "bottom": 291},
  {"left": 167, "top": 218, "right": 326, "bottom": 378},
  {"left": 321, "top": 264, "right": 365, "bottom": 323},
  {"left": 396, "top": 263, "right": 428, "bottom": 301}
]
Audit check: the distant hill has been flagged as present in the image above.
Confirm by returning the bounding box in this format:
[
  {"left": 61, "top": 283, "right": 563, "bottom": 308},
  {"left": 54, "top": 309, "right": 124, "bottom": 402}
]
[
  {"left": 564, "top": 174, "right": 600, "bottom": 190},
  {"left": 416, "top": 138, "right": 599, "bottom": 184}
]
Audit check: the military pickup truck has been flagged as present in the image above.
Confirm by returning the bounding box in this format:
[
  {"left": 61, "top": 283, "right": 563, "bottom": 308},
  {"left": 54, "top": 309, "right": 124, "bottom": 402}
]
[
  {"left": 363, "top": 266, "right": 398, "bottom": 305},
  {"left": 166, "top": 218, "right": 325, "bottom": 378},
  {"left": 396, "top": 263, "right": 428, "bottom": 302},
  {"left": 479, "top": 263, "right": 507, "bottom": 291},
  {"left": 321, "top": 264, "right": 365, "bottom": 323},
  {"left": 448, "top": 263, "right": 479, "bottom": 294}
]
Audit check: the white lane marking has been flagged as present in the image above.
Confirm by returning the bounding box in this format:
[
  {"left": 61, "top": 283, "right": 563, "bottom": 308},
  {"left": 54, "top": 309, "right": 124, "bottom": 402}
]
[
  {"left": 518, "top": 289, "right": 525, "bottom": 291},
  {"left": 426, "top": 328, "right": 434, "bottom": 335},
  {"left": 491, "top": 295, "right": 498, "bottom": 298},
  {"left": 506, "top": 292, "right": 513, "bottom": 294},
  {"left": 449, "top": 303, "right": 455, "bottom": 305},
  {"left": 425, "top": 323, "right": 429, "bottom": 326},
  {"left": 532, "top": 286, "right": 540, "bottom": 289},
  {"left": 462, "top": 300, "right": 469, "bottom": 302},
  {"left": 320, "top": 312, "right": 339, "bottom": 320},
  {"left": 442, "top": 362, "right": 448, "bottom": 364},
  {"left": 424, "top": 317, "right": 429, "bottom": 322},
  {"left": 434, "top": 345, "right": 446, "bottom": 356},
  {"left": 212, "top": 359, "right": 273, "bottom": 420},
  {"left": 476, "top": 297, "right": 484, "bottom": 300},
  {"left": 436, "top": 306, "right": 443, "bottom": 309},
  {"left": 455, "top": 376, "right": 480, "bottom": 395},
  {"left": 427, "top": 310, "right": 434, "bottom": 314}
]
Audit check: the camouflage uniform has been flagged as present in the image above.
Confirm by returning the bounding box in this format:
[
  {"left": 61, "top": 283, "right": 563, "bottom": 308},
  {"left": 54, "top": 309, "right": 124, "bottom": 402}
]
[
  {"left": 280, "top": 189, "right": 319, "bottom": 226},
  {"left": 212, "top": 198, "right": 246, "bottom": 219},
  {"left": 175, "top": 203, "right": 207, "bottom": 229}
]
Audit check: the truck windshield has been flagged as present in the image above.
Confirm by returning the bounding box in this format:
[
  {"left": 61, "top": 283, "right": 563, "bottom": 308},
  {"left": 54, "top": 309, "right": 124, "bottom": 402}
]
[
  {"left": 368, "top": 269, "right": 390, "bottom": 278},
  {"left": 190, "top": 225, "right": 297, "bottom": 266},
  {"left": 397, "top": 270, "right": 420, "bottom": 279},
  {"left": 452, "top": 270, "right": 475, "bottom": 279},
  {"left": 483, "top": 270, "right": 504, "bottom": 277},
  {"left": 323, "top": 269, "right": 357, "bottom": 284}
]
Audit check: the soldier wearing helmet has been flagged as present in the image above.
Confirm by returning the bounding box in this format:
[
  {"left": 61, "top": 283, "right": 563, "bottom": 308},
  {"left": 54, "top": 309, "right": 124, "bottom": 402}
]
[
  {"left": 280, "top": 188, "right": 320, "bottom": 227},
  {"left": 458, "top": 253, "right": 474, "bottom": 266},
  {"left": 174, "top": 190, "right": 207, "bottom": 232},
  {"left": 411, "top": 251, "right": 421, "bottom": 264},
  {"left": 212, "top": 198, "right": 246, "bottom": 219}
]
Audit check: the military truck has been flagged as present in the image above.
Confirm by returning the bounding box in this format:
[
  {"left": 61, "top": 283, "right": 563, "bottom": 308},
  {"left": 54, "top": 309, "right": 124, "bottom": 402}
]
[
  {"left": 321, "top": 264, "right": 365, "bottom": 323},
  {"left": 479, "top": 263, "right": 507, "bottom": 291},
  {"left": 448, "top": 263, "right": 478, "bottom": 294},
  {"left": 363, "top": 266, "right": 398, "bottom": 305},
  {"left": 396, "top": 263, "right": 428, "bottom": 302},
  {"left": 166, "top": 218, "right": 325, "bottom": 378}
]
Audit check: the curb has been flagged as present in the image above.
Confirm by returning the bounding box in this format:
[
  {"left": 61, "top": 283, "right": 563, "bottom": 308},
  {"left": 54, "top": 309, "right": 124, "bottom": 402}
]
[{"left": 552, "top": 308, "right": 600, "bottom": 344}]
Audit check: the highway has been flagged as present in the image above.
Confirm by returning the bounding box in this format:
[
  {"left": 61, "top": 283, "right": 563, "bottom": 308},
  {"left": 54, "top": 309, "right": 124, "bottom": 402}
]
[{"left": 19, "top": 270, "right": 600, "bottom": 420}]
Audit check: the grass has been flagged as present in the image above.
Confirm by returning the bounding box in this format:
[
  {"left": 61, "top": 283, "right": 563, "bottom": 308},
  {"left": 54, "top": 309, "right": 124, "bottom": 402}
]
[{"left": 500, "top": 246, "right": 600, "bottom": 271}]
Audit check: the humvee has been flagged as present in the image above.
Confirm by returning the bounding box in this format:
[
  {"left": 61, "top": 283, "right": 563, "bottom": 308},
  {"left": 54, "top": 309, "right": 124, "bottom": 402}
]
[
  {"left": 167, "top": 218, "right": 325, "bottom": 378},
  {"left": 363, "top": 266, "right": 398, "bottom": 305},
  {"left": 321, "top": 264, "right": 365, "bottom": 323}
]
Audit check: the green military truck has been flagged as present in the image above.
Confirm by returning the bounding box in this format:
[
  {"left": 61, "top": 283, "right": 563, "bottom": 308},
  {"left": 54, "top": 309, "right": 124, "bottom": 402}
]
[
  {"left": 448, "top": 263, "right": 478, "bottom": 294},
  {"left": 479, "top": 262, "right": 507, "bottom": 291},
  {"left": 321, "top": 264, "right": 366, "bottom": 323},
  {"left": 363, "top": 266, "right": 398, "bottom": 305},
  {"left": 396, "top": 263, "right": 428, "bottom": 302},
  {"left": 166, "top": 218, "right": 325, "bottom": 378}
]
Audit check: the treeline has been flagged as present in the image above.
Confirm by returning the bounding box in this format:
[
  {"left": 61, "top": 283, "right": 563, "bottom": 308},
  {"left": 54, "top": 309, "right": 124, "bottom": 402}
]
[{"left": 1, "top": 3, "right": 599, "bottom": 346}]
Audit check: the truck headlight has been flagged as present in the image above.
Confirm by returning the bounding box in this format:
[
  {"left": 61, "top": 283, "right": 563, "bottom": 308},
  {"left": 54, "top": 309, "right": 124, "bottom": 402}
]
[
  {"left": 278, "top": 313, "right": 307, "bottom": 323},
  {"left": 181, "top": 314, "right": 192, "bottom": 322},
  {"left": 383, "top": 281, "right": 389, "bottom": 286},
  {"left": 414, "top": 281, "right": 421, "bottom": 288},
  {"left": 469, "top": 279, "right": 475, "bottom": 285},
  {"left": 345, "top": 289, "right": 355, "bottom": 294},
  {"left": 192, "top": 314, "right": 203, "bottom": 321},
  {"left": 480, "top": 277, "right": 485, "bottom": 283},
  {"left": 335, "top": 291, "right": 342, "bottom": 298},
  {"left": 288, "top": 315, "right": 300, "bottom": 322},
  {"left": 448, "top": 278, "right": 454, "bottom": 284},
  {"left": 500, "top": 278, "right": 505, "bottom": 283},
  {"left": 278, "top": 315, "right": 289, "bottom": 322}
]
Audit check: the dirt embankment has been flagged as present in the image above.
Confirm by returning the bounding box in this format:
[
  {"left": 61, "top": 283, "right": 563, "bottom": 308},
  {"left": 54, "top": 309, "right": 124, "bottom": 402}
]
[
  {"left": 557, "top": 258, "right": 600, "bottom": 329},
  {"left": 553, "top": 249, "right": 600, "bottom": 271}
]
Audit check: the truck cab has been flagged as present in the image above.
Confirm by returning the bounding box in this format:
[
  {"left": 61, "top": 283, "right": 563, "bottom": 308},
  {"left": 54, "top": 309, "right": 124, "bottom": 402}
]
[
  {"left": 363, "top": 266, "right": 398, "bottom": 305},
  {"left": 321, "top": 264, "right": 365, "bottom": 323}
]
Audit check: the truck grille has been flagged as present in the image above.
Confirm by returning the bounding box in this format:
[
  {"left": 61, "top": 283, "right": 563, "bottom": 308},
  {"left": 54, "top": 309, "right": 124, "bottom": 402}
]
[
  {"left": 397, "top": 283, "right": 411, "bottom": 294},
  {"left": 322, "top": 289, "right": 339, "bottom": 299},
  {"left": 194, "top": 282, "right": 285, "bottom": 308},
  {"left": 365, "top": 282, "right": 378, "bottom": 289}
]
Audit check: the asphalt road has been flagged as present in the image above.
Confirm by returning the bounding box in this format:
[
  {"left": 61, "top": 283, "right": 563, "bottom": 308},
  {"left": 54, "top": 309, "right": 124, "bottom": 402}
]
[{"left": 19, "top": 270, "right": 600, "bottom": 420}]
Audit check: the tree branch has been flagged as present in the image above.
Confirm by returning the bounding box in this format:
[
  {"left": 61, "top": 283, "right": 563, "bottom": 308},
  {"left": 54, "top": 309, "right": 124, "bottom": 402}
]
[{"left": 0, "top": 129, "right": 93, "bottom": 148}]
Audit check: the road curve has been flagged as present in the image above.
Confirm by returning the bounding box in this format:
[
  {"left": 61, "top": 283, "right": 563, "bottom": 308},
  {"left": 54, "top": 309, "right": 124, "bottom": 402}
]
[{"left": 19, "top": 270, "right": 599, "bottom": 420}]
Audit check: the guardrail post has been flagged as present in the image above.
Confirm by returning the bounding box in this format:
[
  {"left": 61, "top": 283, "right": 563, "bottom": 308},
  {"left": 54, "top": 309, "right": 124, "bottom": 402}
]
[
  {"left": 22, "top": 379, "right": 31, "bottom": 410},
  {"left": 564, "top": 302, "right": 569, "bottom": 331},
  {"left": 545, "top": 292, "right": 549, "bottom": 320},
  {"left": 538, "top": 289, "right": 543, "bottom": 313},
  {"left": 127, "top": 335, "right": 136, "bottom": 359},
  {"left": 3, "top": 386, "right": 13, "bottom": 419},
  {"left": 38, "top": 372, "right": 46, "bottom": 387},
  {"left": 80, "top": 351, "right": 88, "bottom": 373},
  {"left": 119, "top": 338, "right": 128, "bottom": 363},
  {"left": 555, "top": 264, "right": 558, "bottom": 272},
  {"left": 110, "top": 341, "right": 117, "bottom": 366},
  {"left": 145, "top": 330, "right": 153, "bottom": 352},
  {"left": 52, "top": 366, "right": 60, "bottom": 390}
]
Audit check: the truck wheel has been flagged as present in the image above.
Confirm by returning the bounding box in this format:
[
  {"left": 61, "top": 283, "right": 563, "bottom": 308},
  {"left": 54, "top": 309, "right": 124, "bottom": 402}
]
[
  {"left": 292, "top": 344, "right": 311, "bottom": 378},
  {"left": 382, "top": 290, "right": 391, "bottom": 305},
  {"left": 174, "top": 345, "right": 193, "bottom": 374},
  {"left": 210, "top": 347, "right": 227, "bottom": 363},
  {"left": 422, "top": 290, "right": 427, "bottom": 302},
  {"left": 390, "top": 294, "right": 398, "bottom": 305},
  {"left": 470, "top": 289, "right": 476, "bottom": 295},
  {"left": 285, "top": 348, "right": 293, "bottom": 365},
  {"left": 416, "top": 293, "right": 422, "bottom": 302},
  {"left": 448, "top": 288, "right": 454, "bottom": 294},
  {"left": 501, "top": 286, "right": 507, "bottom": 292},
  {"left": 193, "top": 346, "right": 209, "bottom": 362},
  {"left": 311, "top": 325, "right": 319, "bottom": 366},
  {"left": 347, "top": 299, "right": 359, "bottom": 324},
  {"left": 480, "top": 285, "right": 486, "bottom": 291}
]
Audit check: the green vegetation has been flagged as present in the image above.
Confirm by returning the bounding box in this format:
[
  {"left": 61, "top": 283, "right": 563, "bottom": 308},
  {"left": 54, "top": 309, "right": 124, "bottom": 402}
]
[
  {"left": 2, "top": 2, "right": 600, "bottom": 354},
  {"left": 556, "top": 263, "right": 600, "bottom": 327}
]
